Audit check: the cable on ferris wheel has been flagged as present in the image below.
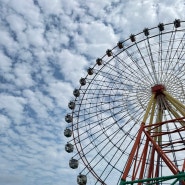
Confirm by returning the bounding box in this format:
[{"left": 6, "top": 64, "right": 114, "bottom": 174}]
[{"left": 64, "top": 19, "right": 185, "bottom": 185}]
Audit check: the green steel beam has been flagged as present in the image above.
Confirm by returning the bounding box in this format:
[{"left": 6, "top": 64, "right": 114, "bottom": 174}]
[{"left": 120, "top": 172, "right": 185, "bottom": 185}]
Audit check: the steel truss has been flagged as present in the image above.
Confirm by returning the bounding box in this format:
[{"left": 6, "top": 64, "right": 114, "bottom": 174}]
[{"left": 120, "top": 89, "right": 185, "bottom": 185}]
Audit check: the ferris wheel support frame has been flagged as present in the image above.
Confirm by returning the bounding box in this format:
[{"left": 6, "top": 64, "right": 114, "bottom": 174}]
[{"left": 120, "top": 89, "right": 185, "bottom": 185}]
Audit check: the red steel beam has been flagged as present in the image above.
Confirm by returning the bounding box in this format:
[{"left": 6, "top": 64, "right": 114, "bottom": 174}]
[
  {"left": 121, "top": 123, "right": 144, "bottom": 181},
  {"left": 144, "top": 129, "right": 179, "bottom": 174}
]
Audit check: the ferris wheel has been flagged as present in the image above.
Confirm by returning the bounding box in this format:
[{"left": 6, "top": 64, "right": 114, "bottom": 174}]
[{"left": 64, "top": 19, "right": 185, "bottom": 185}]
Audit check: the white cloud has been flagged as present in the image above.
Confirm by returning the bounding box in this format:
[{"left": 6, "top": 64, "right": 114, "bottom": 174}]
[
  {"left": 0, "top": 94, "right": 26, "bottom": 123},
  {"left": 26, "top": 27, "right": 46, "bottom": 48},
  {"left": 6, "top": 14, "right": 27, "bottom": 34},
  {"left": 76, "top": 21, "right": 118, "bottom": 57},
  {"left": 0, "top": 175, "right": 23, "bottom": 185},
  {"left": 14, "top": 63, "right": 34, "bottom": 88},
  {"left": 38, "top": 0, "right": 63, "bottom": 15},
  {"left": 0, "top": 114, "right": 10, "bottom": 131},
  {"left": 6, "top": 0, "right": 41, "bottom": 27},
  {"left": 58, "top": 49, "right": 88, "bottom": 84},
  {"left": 46, "top": 80, "right": 74, "bottom": 109},
  {"left": 0, "top": 51, "right": 12, "bottom": 72}
]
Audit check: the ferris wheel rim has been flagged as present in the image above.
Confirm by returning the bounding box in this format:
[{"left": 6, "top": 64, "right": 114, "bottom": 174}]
[{"left": 65, "top": 19, "right": 185, "bottom": 185}]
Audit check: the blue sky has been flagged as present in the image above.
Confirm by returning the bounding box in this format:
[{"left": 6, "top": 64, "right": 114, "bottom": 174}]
[{"left": 0, "top": 0, "right": 185, "bottom": 185}]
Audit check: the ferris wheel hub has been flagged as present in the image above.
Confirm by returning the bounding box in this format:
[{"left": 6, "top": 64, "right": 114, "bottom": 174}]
[{"left": 151, "top": 84, "right": 166, "bottom": 95}]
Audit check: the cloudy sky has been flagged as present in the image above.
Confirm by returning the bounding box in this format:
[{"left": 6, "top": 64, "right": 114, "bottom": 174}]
[{"left": 0, "top": 0, "right": 185, "bottom": 185}]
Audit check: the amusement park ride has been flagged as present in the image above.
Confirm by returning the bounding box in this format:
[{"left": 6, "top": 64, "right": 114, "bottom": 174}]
[{"left": 64, "top": 19, "right": 185, "bottom": 184}]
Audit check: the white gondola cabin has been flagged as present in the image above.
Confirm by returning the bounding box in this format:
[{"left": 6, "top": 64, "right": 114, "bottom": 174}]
[
  {"left": 65, "top": 114, "right": 72, "bottom": 123},
  {"left": 96, "top": 58, "right": 103, "bottom": 65},
  {"left": 65, "top": 143, "right": 74, "bottom": 153},
  {"left": 77, "top": 174, "right": 87, "bottom": 185},
  {"left": 143, "top": 28, "right": 149, "bottom": 36},
  {"left": 69, "top": 158, "right": 78, "bottom": 169},
  {"left": 158, "top": 23, "right": 164, "bottom": 31},
  {"left": 73, "top": 89, "right": 80, "bottom": 97},
  {"left": 174, "top": 19, "right": 181, "bottom": 28},
  {"left": 68, "top": 101, "right": 75, "bottom": 110},
  {"left": 106, "top": 49, "right": 112, "bottom": 57},
  {"left": 64, "top": 128, "right": 72, "bottom": 137},
  {"left": 80, "top": 78, "right": 86, "bottom": 86},
  {"left": 87, "top": 68, "right": 93, "bottom": 75},
  {"left": 117, "top": 42, "right": 123, "bottom": 49},
  {"left": 130, "top": 34, "right": 136, "bottom": 42}
]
